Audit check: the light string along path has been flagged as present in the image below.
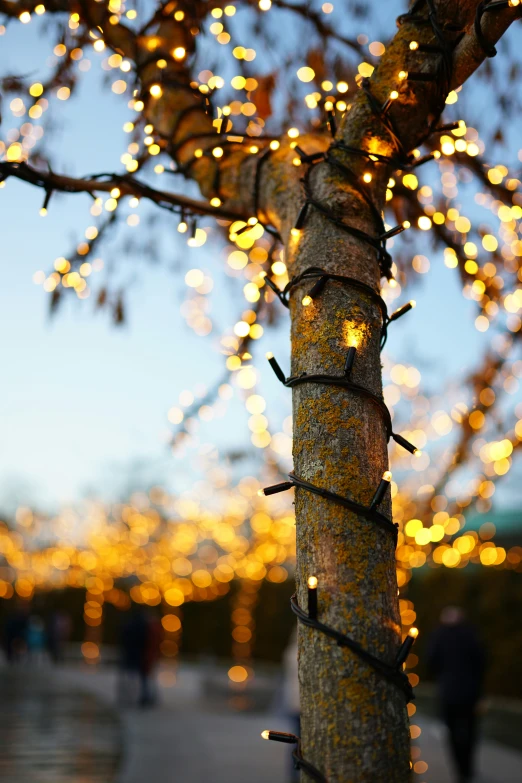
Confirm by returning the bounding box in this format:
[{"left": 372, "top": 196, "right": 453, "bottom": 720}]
[{"left": 256, "top": 0, "right": 522, "bottom": 777}]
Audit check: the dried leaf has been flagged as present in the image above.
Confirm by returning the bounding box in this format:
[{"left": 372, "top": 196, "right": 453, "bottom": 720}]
[
  {"left": 114, "top": 296, "right": 125, "bottom": 325},
  {"left": 307, "top": 49, "right": 326, "bottom": 85},
  {"left": 254, "top": 74, "right": 275, "bottom": 120},
  {"left": 49, "top": 288, "right": 61, "bottom": 314}
]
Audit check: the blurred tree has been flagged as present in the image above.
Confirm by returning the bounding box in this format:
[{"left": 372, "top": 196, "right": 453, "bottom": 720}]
[{"left": 1, "top": 0, "right": 522, "bottom": 780}]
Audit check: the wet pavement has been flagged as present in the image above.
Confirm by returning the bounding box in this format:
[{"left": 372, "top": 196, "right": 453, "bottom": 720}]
[
  {"left": 0, "top": 668, "right": 121, "bottom": 783},
  {"left": 1, "top": 663, "right": 521, "bottom": 783}
]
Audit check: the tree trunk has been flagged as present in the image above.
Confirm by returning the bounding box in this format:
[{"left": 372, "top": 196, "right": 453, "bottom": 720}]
[{"left": 285, "top": 154, "right": 409, "bottom": 781}]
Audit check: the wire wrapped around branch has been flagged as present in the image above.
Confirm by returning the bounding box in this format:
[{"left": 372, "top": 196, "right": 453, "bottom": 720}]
[
  {"left": 290, "top": 595, "right": 414, "bottom": 701},
  {"left": 264, "top": 266, "right": 416, "bottom": 349},
  {"left": 260, "top": 471, "right": 398, "bottom": 540},
  {"left": 265, "top": 348, "right": 420, "bottom": 455}
]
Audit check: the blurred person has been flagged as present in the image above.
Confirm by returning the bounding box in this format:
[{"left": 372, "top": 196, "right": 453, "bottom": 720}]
[
  {"left": 282, "top": 629, "right": 300, "bottom": 783},
  {"left": 120, "top": 606, "right": 159, "bottom": 707},
  {"left": 144, "top": 613, "right": 162, "bottom": 695},
  {"left": 428, "top": 606, "right": 485, "bottom": 783},
  {"left": 26, "top": 615, "right": 47, "bottom": 665},
  {"left": 3, "top": 602, "right": 28, "bottom": 662},
  {"left": 47, "top": 610, "right": 71, "bottom": 663}
]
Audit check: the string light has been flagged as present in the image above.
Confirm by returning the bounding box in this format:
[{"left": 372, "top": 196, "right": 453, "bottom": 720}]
[
  {"left": 474, "top": 0, "right": 522, "bottom": 58},
  {"left": 260, "top": 471, "right": 398, "bottom": 538},
  {"left": 396, "top": 627, "right": 419, "bottom": 667},
  {"left": 264, "top": 348, "right": 419, "bottom": 454},
  {"left": 286, "top": 140, "right": 412, "bottom": 279},
  {"left": 289, "top": 591, "right": 415, "bottom": 699},
  {"left": 326, "top": 107, "right": 336, "bottom": 136},
  {"left": 371, "top": 471, "right": 392, "bottom": 508},
  {"left": 39, "top": 189, "right": 52, "bottom": 216},
  {"left": 263, "top": 573, "right": 416, "bottom": 770},
  {"left": 264, "top": 267, "right": 415, "bottom": 349},
  {"left": 343, "top": 345, "right": 357, "bottom": 376},
  {"left": 389, "top": 300, "right": 416, "bottom": 322},
  {"left": 261, "top": 731, "right": 327, "bottom": 782},
  {"left": 261, "top": 730, "right": 296, "bottom": 743},
  {"left": 265, "top": 351, "right": 286, "bottom": 383},
  {"left": 307, "top": 576, "right": 318, "bottom": 619}
]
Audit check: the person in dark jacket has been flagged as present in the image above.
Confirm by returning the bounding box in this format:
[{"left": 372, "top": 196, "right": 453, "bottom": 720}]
[
  {"left": 4, "top": 605, "right": 28, "bottom": 662},
  {"left": 427, "top": 606, "right": 485, "bottom": 783},
  {"left": 119, "top": 606, "right": 160, "bottom": 707}
]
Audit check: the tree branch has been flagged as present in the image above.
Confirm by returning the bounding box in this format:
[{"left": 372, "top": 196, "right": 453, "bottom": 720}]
[
  {"left": 0, "top": 161, "right": 248, "bottom": 222},
  {"left": 243, "top": 0, "right": 364, "bottom": 55},
  {"left": 451, "top": 0, "right": 522, "bottom": 88}
]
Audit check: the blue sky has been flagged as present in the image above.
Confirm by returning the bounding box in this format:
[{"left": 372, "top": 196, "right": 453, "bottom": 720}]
[{"left": 1, "top": 4, "right": 521, "bottom": 518}]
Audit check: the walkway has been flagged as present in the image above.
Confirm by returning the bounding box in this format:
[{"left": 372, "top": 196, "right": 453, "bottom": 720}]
[
  {"left": 416, "top": 712, "right": 522, "bottom": 782},
  {"left": 0, "top": 668, "right": 121, "bottom": 783},
  {"left": 1, "top": 662, "right": 521, "bottom": 782}
]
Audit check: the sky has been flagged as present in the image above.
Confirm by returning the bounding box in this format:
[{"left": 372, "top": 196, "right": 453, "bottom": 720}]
[{"left": 1, "top": 3, "right": 521, "bottom": 519}]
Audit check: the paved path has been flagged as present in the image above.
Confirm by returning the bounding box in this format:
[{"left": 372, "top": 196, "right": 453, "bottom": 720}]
[
  {"left": 415, "top": 713, "right": 522, "bottom": 783},
  {"left": 0, "top": 668, "right": 121, "bottom": 783},
  {"left": 60, "top": 664, "right": 290, "bottom": 783},
  {"left": 2, "top": 662, "right": 522, "bottom": 782}
]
